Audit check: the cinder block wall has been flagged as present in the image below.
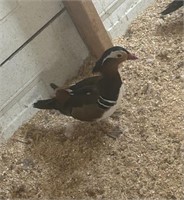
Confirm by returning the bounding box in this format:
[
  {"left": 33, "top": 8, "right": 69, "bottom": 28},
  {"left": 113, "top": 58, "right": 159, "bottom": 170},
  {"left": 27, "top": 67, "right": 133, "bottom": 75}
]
[
  {"left": 0, "top": 1, "right": 88, "bottom": 142},
  {"left": 0, "top": 0, "right": 154, "bottom": 142},
  {"left": 93, "top": 0, "right": 155, "bottom": 38}
]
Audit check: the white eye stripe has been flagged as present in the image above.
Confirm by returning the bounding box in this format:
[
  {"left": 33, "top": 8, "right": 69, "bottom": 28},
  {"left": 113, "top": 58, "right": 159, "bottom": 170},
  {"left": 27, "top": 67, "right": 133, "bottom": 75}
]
[{"left": 102, "top": 50, "right": 124, "bottom": 64}]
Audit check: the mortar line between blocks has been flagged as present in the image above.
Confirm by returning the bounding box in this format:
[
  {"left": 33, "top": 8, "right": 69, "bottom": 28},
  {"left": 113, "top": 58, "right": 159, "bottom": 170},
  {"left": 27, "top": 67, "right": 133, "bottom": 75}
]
[{"left": 0, "top": 8, "right": 66, "bottom": 67}]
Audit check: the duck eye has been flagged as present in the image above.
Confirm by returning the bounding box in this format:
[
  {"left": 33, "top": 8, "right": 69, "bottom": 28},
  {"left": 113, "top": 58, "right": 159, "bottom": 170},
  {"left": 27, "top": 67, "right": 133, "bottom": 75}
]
[{"left": 117, "top": 54, "right": 122, "bottom": 58}]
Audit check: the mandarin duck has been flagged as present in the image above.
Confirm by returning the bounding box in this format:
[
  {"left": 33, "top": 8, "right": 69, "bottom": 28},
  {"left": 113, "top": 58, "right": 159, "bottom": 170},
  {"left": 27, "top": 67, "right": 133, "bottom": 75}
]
[
  {"left": 33, "top": 46, "right": 138, "bottom": 122},
  {"left": 161, "top": 0, "right": 183, "bottom": 15}
]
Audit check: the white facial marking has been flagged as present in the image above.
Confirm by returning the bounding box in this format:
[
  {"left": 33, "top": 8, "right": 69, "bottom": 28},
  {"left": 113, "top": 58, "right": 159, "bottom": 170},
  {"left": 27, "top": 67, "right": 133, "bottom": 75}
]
[{"left": 102, "top": 50, "right": 125, "bottom": 64}]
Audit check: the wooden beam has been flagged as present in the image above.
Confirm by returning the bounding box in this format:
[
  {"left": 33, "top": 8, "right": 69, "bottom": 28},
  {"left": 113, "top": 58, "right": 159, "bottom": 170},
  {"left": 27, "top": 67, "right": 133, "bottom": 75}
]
[{"left": 63, "top": 0, "right": 113, "bottom": 59}]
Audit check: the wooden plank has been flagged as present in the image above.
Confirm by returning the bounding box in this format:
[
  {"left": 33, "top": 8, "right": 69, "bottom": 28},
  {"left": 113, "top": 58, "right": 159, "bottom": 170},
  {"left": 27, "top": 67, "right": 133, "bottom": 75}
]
[{"left": 63, "top": 0, "right": 113, "bottom": 58}]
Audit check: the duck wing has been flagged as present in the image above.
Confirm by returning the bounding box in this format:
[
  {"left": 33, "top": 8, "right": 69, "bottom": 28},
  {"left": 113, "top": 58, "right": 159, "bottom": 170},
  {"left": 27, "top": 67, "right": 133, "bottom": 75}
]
[
  {"left": 33, "top": 76, "right": 102, "bottom": 117},
  {"left": 61, "top": 76, "right": 101, "bottom": 108}
]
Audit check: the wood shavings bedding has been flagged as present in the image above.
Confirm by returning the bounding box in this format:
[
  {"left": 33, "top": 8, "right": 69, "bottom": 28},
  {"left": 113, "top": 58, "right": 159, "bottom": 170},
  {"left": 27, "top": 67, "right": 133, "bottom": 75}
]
[{"left": 0, "top": 0, "right": 183, "bottom": 199}]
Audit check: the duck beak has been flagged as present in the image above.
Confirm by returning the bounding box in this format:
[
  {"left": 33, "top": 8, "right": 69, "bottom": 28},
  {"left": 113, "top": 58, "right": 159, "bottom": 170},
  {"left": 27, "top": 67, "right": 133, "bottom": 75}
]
[{"left": 127, "top": 53, "right": 138, "bottom": 60}]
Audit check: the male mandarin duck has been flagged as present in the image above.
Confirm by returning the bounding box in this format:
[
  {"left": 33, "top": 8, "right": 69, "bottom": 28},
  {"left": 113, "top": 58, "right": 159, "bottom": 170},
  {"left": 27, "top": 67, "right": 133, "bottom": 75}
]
[
  {"left": 161, "top": 0, "right": 183, "bottom": 15},
  {"left": 33, "top": 46, "right": 138, "bottom": 122}
]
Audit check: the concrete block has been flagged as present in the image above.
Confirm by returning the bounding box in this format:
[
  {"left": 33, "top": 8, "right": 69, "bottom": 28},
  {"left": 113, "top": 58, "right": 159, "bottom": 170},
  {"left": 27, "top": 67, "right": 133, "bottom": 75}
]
[
  {"left": 0, "top": 0, "right": 64, "bottom": 64},
  {"left": 0, "top": 0, "right": 18, "bottom": 20},
  {"left": 93, "top": 0, "right": 155, "bottom": 39},
  {"left": 0, "top": 11, "right": 88, "bottom": 141},
  {"left": 92, "top": 0, "right": 116, "bottom": 16}
]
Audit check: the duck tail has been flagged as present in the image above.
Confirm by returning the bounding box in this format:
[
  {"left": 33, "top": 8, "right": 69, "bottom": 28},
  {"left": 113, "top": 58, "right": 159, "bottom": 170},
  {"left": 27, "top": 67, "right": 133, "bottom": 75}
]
[
  {"left": 33, "top": 98, "right": 56, "bottom": 110},
  {"left": 161, "top": 0, "right": 183, "bottom": 15}
]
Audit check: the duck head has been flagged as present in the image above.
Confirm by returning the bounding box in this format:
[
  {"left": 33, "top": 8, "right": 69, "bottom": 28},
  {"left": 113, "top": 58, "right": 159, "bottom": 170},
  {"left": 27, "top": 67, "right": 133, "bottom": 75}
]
[{"left": 92, "top": 46, "right": 138, "bottom": 74}]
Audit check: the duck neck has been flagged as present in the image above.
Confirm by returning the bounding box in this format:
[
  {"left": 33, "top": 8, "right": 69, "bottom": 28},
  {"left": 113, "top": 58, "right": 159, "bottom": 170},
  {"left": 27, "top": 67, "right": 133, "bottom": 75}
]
[
  {"left": 99, "top": 70, "right": 122, "bottom": 101},
  {"left": 101, "top": 68, "right": 120, "bottom": 79},
  {"left": 99, "top": 59, "right": 121, "bottom": 78}
]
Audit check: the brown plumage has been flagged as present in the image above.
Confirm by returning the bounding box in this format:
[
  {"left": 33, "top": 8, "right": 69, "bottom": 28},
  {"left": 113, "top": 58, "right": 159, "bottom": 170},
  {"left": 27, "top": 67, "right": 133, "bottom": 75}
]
[{"left": 33, "top": 46, "right": 138, "bottom": 121}]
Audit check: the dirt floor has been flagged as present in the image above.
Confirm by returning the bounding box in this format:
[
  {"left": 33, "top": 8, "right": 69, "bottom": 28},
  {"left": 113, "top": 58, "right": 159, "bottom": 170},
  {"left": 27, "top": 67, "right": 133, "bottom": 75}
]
[{"left": 0, "top": 0, "right": 184, "bottom": 199}]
